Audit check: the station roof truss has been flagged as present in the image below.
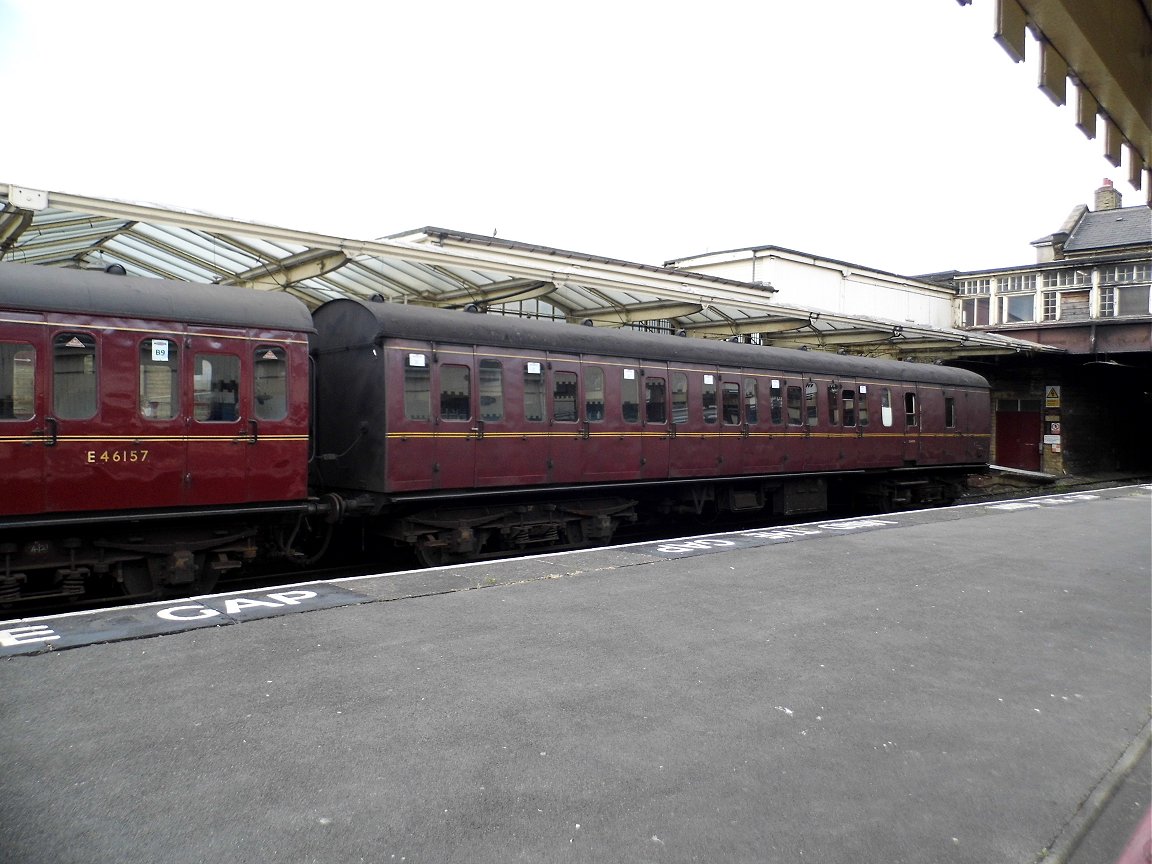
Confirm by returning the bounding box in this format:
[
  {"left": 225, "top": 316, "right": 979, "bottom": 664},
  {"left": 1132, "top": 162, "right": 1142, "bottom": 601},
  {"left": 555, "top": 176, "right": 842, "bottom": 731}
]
[{"left": 0, "top": 183, "right": 1059, "bottom": 361}]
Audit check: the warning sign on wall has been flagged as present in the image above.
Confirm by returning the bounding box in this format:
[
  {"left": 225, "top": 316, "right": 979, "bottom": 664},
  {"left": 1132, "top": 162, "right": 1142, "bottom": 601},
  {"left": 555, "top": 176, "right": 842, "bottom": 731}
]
[{"left": 1045, "top": 386, "right": 1061, "bottom": 408}]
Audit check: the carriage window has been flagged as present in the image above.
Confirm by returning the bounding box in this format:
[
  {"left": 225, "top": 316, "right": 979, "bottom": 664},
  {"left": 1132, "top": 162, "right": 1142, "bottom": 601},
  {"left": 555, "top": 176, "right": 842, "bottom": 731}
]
[
  {"left": 827, "top": 385, "right": 840, "bottom": 426},
  {"left": 585, "top": 366, "right": 604, "bottom": 422},
  {"left": 805, "top": 383, "right": 819, "bottom": 427},
  {"left": 646, "top": 377, "right": 667, "bottom": 424},
  {"left": 702, "top": 374, "right": 717, "bottom": 424},
  {"left": 194, "top": 353, "right": 240, "bottom": 422},
  {"left": 53, "top": 333, "right": 98, "bottom": 420},
  {"left": 0, "top": 343, "right": 35, "bottom": 421},
  {"left": 880, "top": 387, "right": 893, "bottom": 428},
  {"left": 440, "top": 364, "right": 471, "bottom": 421},
  {"left": 524, "top": 362, "right": 545, "bottom": 422},
  {"left": 944, "top": 396, "right": 956, "bottom": 429},
  {"left": 671, "top": 372, "right": 688, "bottom": 424},
  {"left": 404, "top": 355, "right": 431, "bottom": 421},
  {"left": 904, "top": 392, "right": 918, "bottom": 428},
  {"left": 253, "top": 345, "right": 287, "bottom": 421},
  {"left": 744, "top": 379, "right": 758, "bottom": 424},
  {"left": 722, "top": 382, "right": 740, "bottom": 425},
  {"left": 858, "top": 386, "right": 870, "bottom": 427},
  {"left": 479, "top": 359, "right": 503, "bottom": 422},
  {"left": 770, "top": 380, "right": 783, "bottom": 425},
  {"left": 842, "top": 389, "right": 856, "bottom": 427},
  {"left": 554, "top": 370, "right": 578, "bottom": 422},
  {"left": 140, "top": 339, "right": 179, "bottom": 420},
  {"left": 786, "top": 385, "right": 803, "bottom": 425},
  {"left": 622, "top": 368, "right": 639, "bottom": 423}
]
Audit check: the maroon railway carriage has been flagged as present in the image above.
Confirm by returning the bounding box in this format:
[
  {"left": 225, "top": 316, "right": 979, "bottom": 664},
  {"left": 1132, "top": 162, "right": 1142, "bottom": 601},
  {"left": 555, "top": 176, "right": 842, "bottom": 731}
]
[
  {"left": 0, "top": 262, "right": 314, "bottom": 603},
  {"left": 310, "top": 298, "right": 991, "bottom": 564}
]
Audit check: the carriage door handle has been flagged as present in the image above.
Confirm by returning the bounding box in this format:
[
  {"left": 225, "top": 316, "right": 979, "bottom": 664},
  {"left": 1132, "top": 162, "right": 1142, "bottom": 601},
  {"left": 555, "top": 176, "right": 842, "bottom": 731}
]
[
  {"left": 44, "top": 417, "right": 58, "bottom": 447},
  {"left": 469, "top": 420, "right": 485, "bottom": 440},
  {"left": 249, "top": 419, "right": 259, "bottom": 444}
]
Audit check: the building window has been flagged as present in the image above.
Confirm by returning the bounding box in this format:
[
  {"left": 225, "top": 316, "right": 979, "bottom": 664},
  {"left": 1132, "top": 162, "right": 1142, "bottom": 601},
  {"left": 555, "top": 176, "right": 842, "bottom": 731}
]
[
  {"left": 1043, "top": 269, "right": 1088, "bottom": 288},
  {"left": 960, "top": 297, "right": 990, "bottom": 327},
  {"left": 1100, "top": 287, "right": 1116, "bottom": 317},
  {"left": 997, "top": 274, "right": 1036, "bottom": 293},
  {"left": 1001, "top": 294, "right": 1034, "bottom": 323},
  {"left": 1041, "top": 292, "right": 1058, "bottom": 321},
  {"left": 1102, "top": 263, "right": 1152, "bottom": 283},
  {"left": 958, "top": 278, "right": 990, "bottom": 295},
  {"left": 1117, "top": 285, "right": 1151, "bottom": 316}
]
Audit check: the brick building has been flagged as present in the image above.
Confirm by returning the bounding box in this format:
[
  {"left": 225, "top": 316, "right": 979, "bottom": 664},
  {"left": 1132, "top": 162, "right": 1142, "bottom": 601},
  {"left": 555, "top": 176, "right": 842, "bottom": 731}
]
[{"left": 925, "top": 182, "right": 1152, "bottom": 476}]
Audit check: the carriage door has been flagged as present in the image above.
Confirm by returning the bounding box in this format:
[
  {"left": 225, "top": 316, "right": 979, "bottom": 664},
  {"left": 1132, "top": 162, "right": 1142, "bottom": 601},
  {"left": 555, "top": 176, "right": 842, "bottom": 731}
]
[
  {"left": 547, "top": 356, "right": 585, "bottom": 484},
  {"left": 0, "top": 322, "right": 45, "bottom": 515},
  {"left": 432, "top": 348, "right": 476, "bottom": 491},
  {"left": 186, "top": 335, "right": 249, "bottom": 505},
  {"left": 717, "top": 374, "right": 744, "bottom": 475},
  {"left": 248, "top": 341, "right": 308, "bottom": 502},
  {"left": 902, "top": 387, "right": 921, "bottom": 464},
  {"left": 475, "top": 355, "right": 547, "bottom": 488},
  {"left": 640, "top": 364, "right": 671, "bottom": 479}
]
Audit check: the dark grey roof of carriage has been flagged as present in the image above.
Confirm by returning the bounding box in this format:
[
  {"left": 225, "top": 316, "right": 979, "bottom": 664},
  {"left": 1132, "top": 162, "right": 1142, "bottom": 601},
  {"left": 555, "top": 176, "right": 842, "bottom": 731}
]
[
  {"left": 312, "top": 297, "right": 990, "bottom": 389},
  {"left": 0, "top": 262, "right": 315, "bottom": 333}
]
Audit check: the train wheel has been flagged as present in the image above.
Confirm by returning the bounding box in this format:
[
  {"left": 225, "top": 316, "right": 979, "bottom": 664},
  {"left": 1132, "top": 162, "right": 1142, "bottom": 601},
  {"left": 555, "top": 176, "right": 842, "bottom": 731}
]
[{"left": 414, "top": 538, "right": 462, "bottom": 568}]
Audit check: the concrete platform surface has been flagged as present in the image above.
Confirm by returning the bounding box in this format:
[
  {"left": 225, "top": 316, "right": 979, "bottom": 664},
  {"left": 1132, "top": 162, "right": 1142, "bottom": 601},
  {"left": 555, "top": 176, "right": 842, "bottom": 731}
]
[{"left": 2, "top": 486, "right": 1150, "bottom": 864}]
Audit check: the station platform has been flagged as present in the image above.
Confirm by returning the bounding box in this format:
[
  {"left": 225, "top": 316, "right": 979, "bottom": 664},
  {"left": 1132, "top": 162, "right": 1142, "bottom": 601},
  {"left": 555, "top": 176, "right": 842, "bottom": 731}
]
[{"left": 2, "top": 485, "right": 1150, "bottom": 863}]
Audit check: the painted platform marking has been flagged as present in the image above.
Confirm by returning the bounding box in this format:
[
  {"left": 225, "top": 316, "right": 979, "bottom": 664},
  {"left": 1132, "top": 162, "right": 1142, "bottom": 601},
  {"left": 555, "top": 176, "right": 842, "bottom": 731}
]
[{"left": 0, "top": 585, "right": 372, "bottom": 657}]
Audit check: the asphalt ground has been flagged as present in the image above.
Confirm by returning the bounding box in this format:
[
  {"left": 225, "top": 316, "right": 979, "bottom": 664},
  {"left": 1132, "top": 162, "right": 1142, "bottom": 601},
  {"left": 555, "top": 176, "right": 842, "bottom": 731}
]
[{"left": 1, "top": 485, "right": 1149, "bottom": 863}]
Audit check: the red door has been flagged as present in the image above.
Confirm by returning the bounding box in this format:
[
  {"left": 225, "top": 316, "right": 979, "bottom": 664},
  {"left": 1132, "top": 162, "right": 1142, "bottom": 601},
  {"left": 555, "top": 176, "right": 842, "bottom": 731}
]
[
  {"left": 431, "top": 348, "right": 477, "bottom": 491},
  {"left": 667, "top": 367, "right": 716, "bottom": 479},
  {"left": 640, "top": 364, "right": 671, "bottom": 480},
  {"left": 902, "top": 387, "right": 921, "bottom": 464},
  {"left": 475, "top": 353, "right": 548, "bottom": 488},
  {"left": 995, "top": 411, "right": 1042, "bottom": 470},
  {"left": 247, "top": 339, "right": 310, "bottom": 502},
  {"left": 546, "top": 356, "right": 586, "bottom": 485},
  {"left": 186, "top": 335, "right": 250, "bottom": 505},
  {"left": 584, "top": 360, "right": 641, "bottom": 482},
  {"left": 0, "top": 322, "right": 46, "bottom": 516},
  {"left": 717, "top": 373, "right": 744, "bottom": 475}
]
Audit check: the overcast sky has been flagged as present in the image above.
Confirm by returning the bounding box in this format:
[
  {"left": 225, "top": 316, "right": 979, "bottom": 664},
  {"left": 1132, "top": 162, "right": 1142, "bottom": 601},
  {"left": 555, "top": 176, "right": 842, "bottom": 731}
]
[{"left": 0, "top": 0, "right": 1139, "bottom": 277}]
